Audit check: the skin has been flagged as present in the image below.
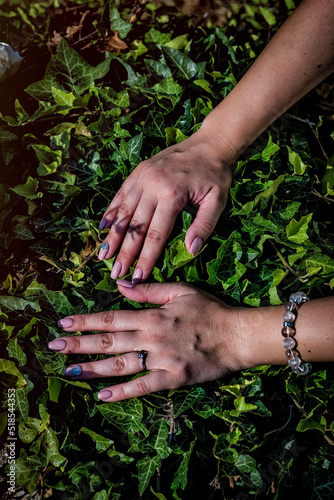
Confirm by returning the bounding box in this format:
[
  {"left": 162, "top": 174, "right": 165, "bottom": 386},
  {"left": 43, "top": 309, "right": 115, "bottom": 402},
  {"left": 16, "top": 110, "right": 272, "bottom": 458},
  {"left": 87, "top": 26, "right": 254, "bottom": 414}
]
[
  {"left": 98, "top": 0, "right": 334, "bottom": 283},
  {"left": 49, "top": 1, "right": 334, "bottom": 400},
  {"left": 50, "top": 283, "right": 334, "bottom": 402}
]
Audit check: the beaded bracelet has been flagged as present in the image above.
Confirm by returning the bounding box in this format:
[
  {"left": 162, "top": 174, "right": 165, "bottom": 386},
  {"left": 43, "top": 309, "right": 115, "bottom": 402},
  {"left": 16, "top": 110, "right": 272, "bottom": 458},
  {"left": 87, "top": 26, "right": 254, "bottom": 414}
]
[{"left": 282, "top": 291, "right": 312, "bottom": 376}]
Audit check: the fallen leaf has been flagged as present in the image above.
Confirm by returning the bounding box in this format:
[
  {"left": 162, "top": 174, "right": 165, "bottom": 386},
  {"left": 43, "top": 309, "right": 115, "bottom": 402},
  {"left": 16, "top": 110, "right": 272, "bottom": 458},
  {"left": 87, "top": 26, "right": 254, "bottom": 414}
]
[
  {"left": 66, "top": 10, "right": 89, "bottom": 38},
  {"left": 103, "top": 30, "right": 128, "bottom": 53}
]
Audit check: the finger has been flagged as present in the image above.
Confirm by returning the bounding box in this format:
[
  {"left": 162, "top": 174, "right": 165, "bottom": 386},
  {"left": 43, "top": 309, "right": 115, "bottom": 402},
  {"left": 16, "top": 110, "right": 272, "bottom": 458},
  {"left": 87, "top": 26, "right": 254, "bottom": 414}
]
[
  {"left": 117, "top": 281, "right": 194, "bottom": 305},
  {"left": 133, "top": 202, "right": 181, "bottom": 281},
  {"left": 97, "top": 371, "right": 172, "bottom": 401},
  {"left": 56, "top": 309, "right": 142, "bottom": 332},
  {"left": 49, "top": 331, "right": 141, "bottom": 355},
  {"left": 98, "top": 188, "right": 142, "bottom": 264},
  {"left": 184, "top": 188, "right": 226, "bottom": 255},
  {"left": 63, "top": 352, "right": 148, "bottom": 380},
  {"left": 99, "top": 172, "right": 140, "bottom": 230},
  {"left": 112, "top": 197, "right": 156, "bottom": 278}
]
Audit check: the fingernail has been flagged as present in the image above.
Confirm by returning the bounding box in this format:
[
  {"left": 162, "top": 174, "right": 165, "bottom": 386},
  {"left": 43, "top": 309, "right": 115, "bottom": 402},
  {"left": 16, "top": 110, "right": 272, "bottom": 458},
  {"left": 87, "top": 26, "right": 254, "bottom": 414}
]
[
  {"left": 64, "top": 365, "right": 81, "bottom": 377},
  {"left": 190, "top": 237, "right": 203, "bottom": 256},
  {"left": 98, "top": 242, "right": 109, "bottom": 260},
  {"left": 48, "top": 339, "right": 67, "bottom": 351},
  {"left": 99, "top": 219, "right": 107, "bottom": 231},
  {"left": 132, "top": 268, "right": 143, "bottom": 285},
  {"left": 111, "top": 261, "right": 122, "bottom": 280},
  {"left": 116, "top": 279, "right": 134, "bottom": 288},
  {"left": 58, "top": 318, "right": 74, "bottom": 329},
  {"left": 98, "top": 389, "right": 113, "bottom": 400}
]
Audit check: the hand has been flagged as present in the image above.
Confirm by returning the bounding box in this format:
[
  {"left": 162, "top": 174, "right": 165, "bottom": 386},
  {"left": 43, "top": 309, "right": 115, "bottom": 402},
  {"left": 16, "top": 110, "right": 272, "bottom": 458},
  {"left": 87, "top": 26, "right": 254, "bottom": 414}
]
[
  {"left": 49, "top": 282, "right": 244, "bottom": 401},
  {"left": 97, "top": 127, "right": 235, "bottom": 283}
]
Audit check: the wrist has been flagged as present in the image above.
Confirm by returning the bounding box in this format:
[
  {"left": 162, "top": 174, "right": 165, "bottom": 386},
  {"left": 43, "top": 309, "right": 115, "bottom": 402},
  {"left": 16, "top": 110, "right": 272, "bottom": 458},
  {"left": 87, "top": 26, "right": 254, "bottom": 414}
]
[{"left": 237, "top": 305, "right": 287, "bottom": 370}]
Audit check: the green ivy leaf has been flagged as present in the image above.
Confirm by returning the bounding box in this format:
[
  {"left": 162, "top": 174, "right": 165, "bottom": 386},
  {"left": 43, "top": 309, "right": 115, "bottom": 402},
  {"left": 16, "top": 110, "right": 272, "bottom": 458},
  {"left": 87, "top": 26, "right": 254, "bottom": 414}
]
[
  {"left": 109, "top": 4, "right": 132, "bottom": 38},
  {"left": 80, "top": 427, "right": 114, "bottom": 453},
  {"left": 25, "top": 39, "right": 111, "bottom": 101},
  {"left": 286, "top": 213, "right": 312, "bottom": 244},
  {"left": 235, "top": 454, "right": 263, "bottom": 488},
  {"left": 137, "top": 455, "right": 161, "bottom": 496},
  {"left": 161, "top": 46, "right": 198, "bottom": 80},
  {"left": 98, "top": 399, "right": 149, "bottom": 436}
]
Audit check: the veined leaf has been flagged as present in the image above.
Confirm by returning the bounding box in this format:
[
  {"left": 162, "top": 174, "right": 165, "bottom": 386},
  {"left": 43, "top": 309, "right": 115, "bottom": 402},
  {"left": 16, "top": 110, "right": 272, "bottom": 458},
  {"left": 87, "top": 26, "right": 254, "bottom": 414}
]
[
  {"left": 25, "top": 39, "right": 111, "bottom": 101},
  {"left": 161, "top": 46, "right": 198, "bottom": 80}
]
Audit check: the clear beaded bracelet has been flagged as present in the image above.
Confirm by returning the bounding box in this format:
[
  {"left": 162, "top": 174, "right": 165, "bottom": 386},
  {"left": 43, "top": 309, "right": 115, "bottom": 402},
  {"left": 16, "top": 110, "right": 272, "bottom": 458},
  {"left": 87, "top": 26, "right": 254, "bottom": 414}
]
[{"left": 282, "top": 291, "right": 312, "bottom": 376}]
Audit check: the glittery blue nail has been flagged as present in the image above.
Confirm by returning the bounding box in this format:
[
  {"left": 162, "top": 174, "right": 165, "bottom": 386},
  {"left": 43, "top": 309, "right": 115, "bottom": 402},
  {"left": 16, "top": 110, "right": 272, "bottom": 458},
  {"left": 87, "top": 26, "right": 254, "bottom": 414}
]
[
  {"left": 101, "top": 242, "right": 108, "bottom": 250},
  {"left": 64, "top": 365, "right": 82, "bottom": 377}
]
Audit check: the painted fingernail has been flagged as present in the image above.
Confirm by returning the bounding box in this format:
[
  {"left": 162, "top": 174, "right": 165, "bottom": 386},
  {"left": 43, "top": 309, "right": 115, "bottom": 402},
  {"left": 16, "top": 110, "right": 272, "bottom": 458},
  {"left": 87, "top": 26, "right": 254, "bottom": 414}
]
[
  {"left": 98, "top": 389, "right": 113, "bottom": 400},
  {"left": 132, "top": 268, "right": 143, "bottom": 285},
  {"left": 111, "top": 261, "right": 122, "bottom": 280},
  {"left": 48, "top": 339, "right": 67, "bottom": 351},
  {"left": 58, "top": 318, "right": 74, "bottom": 329},
  {"left": 116, "top": 279, "right": 134, "bottom": 288},
  {"left": 99, "top": 219, "right": 107, "bottom": 231},
  {"left": 98, "top": 242, "right": 109, "bottom": 260},
  {"left": 64, "top": 365, "right": 81, "bottom": 377},
  {"left": 190, "top": 237, "right": 203, "bottom": 256}
]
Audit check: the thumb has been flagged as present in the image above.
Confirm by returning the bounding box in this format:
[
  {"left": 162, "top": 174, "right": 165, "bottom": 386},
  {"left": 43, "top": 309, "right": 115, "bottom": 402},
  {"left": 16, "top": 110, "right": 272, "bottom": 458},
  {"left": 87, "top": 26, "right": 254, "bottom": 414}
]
[
  {"left": 185, "top": 190, "right": 226, "bottom": 256},
  {"left": 117, "top": 282, "right": 194, "bottom": 305}
]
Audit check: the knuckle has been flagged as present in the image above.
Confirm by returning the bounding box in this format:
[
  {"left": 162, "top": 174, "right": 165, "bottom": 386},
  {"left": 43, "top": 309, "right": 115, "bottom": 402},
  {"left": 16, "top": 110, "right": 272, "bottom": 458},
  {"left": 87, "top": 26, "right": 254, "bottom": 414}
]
[
  {"left": 113, "top": 356, "right": 126, "bottom": 373},
  {"left": 99, "top": 333, "right": 114, "bottom": 352},
  {"left": 118, "top": 202, "right": 131, "bottom": 217},
  {"left": 115, "top": 187, "right": 125, "bottom": 200},
  {"left": 198, "top": 219, "right": 215, "bottom": 235},
  {"left": 100, "top": 310, "right": 115, "bottom": 328},
  {"left": 147, "top": 228, "right": 165, "bottom": 243},
  {"left": 136, "top": 377, "right": 149, "bottom": 395},
  {"left": 70, "top": 336, "right": 82, "bottom": 351},
  {"left": 128, "top": 219, "right": 145, "bottom": 235},
  {"left": 75, "top": 315, "right": 87, "bottom": 329}
]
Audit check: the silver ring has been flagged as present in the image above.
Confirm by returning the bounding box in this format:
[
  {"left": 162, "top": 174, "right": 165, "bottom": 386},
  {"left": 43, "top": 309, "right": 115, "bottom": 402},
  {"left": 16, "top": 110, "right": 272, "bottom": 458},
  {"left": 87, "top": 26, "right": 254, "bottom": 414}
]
[{"left": 137, "top": 350, "right": 148, "bottom": 371}]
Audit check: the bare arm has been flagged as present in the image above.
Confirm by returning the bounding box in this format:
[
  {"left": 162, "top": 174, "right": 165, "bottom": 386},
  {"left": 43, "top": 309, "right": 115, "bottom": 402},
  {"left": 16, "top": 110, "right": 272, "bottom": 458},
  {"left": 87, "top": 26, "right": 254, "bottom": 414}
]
[
  {"left": 52, "top": 283, "right": 334, "bottom": 401},
  {"left": 98, "top": 0, "right": 334, "bottom": 283},
  {"left": 201, "top": 0, "right": 334, "bottom": 156}
]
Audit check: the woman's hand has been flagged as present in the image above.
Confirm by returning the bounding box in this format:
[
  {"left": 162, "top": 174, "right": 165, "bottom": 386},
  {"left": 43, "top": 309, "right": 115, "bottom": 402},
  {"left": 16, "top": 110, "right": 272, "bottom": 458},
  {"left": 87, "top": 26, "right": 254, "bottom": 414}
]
[
  {"left": 48, "top": 282, "right": 244, "bottom": 401},
  {"left": 97, "top": 127, "right": 235, "bottom": 283}
]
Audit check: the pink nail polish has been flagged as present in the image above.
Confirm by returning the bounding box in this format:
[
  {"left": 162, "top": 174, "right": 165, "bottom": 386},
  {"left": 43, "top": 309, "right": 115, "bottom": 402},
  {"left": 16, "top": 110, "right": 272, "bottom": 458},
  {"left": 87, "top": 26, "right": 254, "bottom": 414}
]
[
  {"left": 58, "top": 318, "right": 74, "bottom": 329},
  {"left": 111, "top": 261, "right": 122, "bottom": 280},
  {"left": 116, "top": 279, "right": 134, "bottom": 288},
  {"left": 132, "top": 268, "right": 143, "bottom": 285},
  {"left": 48, "top": 339, "right": 67, "bottom": 351},
  {"left": 190, "top": 237, "right": 203, "bottom": 256},
  {"left": 98, "top": 242, "right": 109, "bottom": 260},
  {"left": 98, "top": 389, "right": 112, "bottom": 400}
]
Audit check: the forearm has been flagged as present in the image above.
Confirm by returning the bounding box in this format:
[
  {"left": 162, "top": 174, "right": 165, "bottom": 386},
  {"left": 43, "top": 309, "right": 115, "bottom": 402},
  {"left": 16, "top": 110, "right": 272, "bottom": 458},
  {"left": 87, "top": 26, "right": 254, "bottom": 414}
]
[
  {"left": 200, "top": 0, "right": 334, "bottom": 158},
  {"left": 238, "top": 296, "right": 334, "bottom": 369}
]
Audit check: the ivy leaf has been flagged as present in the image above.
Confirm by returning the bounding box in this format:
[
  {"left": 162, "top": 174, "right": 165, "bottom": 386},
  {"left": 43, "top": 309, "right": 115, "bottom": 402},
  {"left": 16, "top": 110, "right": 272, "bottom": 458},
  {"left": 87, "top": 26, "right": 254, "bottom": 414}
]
[
  {"left": 235, "top": 454, "right": 263, "bottom": 488},
  {"left": 174, "top": 439, "right": 196, "bottom": 489},
  {"left": 0, "top": 126, "right": 17, "bottom": 142},
  {"left": 173, "top": 387, "right": 206, "bottom": 418},
  {"left": 0, "top": 359, "right": 27, "bottom": 388},
  {"left": 286, "top": 213, "right": 312, "bottom": 244},
  {"left": 145, "top": 28, "right": 171, "bottom": 45},
  {"left": 6, "top": 339, "right": 27, "bottom": 366},
  {"left": 214, "top": 433, "right": 239, "bottom": 463},
  {"left": 137, "top": 455, "right": 161, "bottom": 496},
  {"left": 25, "top": 39, "right": 111, "bottom": 101},
  {"left": 9, "top": 176, "right": 43, "bottom": 200},
  {"left": 98, "top": 400, "right": 149, "bottom": 436},
  {"left": 109, "top": 4, "right": 132, "bottom": 39},
  {"left": 80, "top": 427, "right": 114, "bottom": 453},
  {"left": 52, "top": 87, "right": 76, "bottom": 108},
  {"left": 161, "top": 46, "right": 198, "bottom": 80}
]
